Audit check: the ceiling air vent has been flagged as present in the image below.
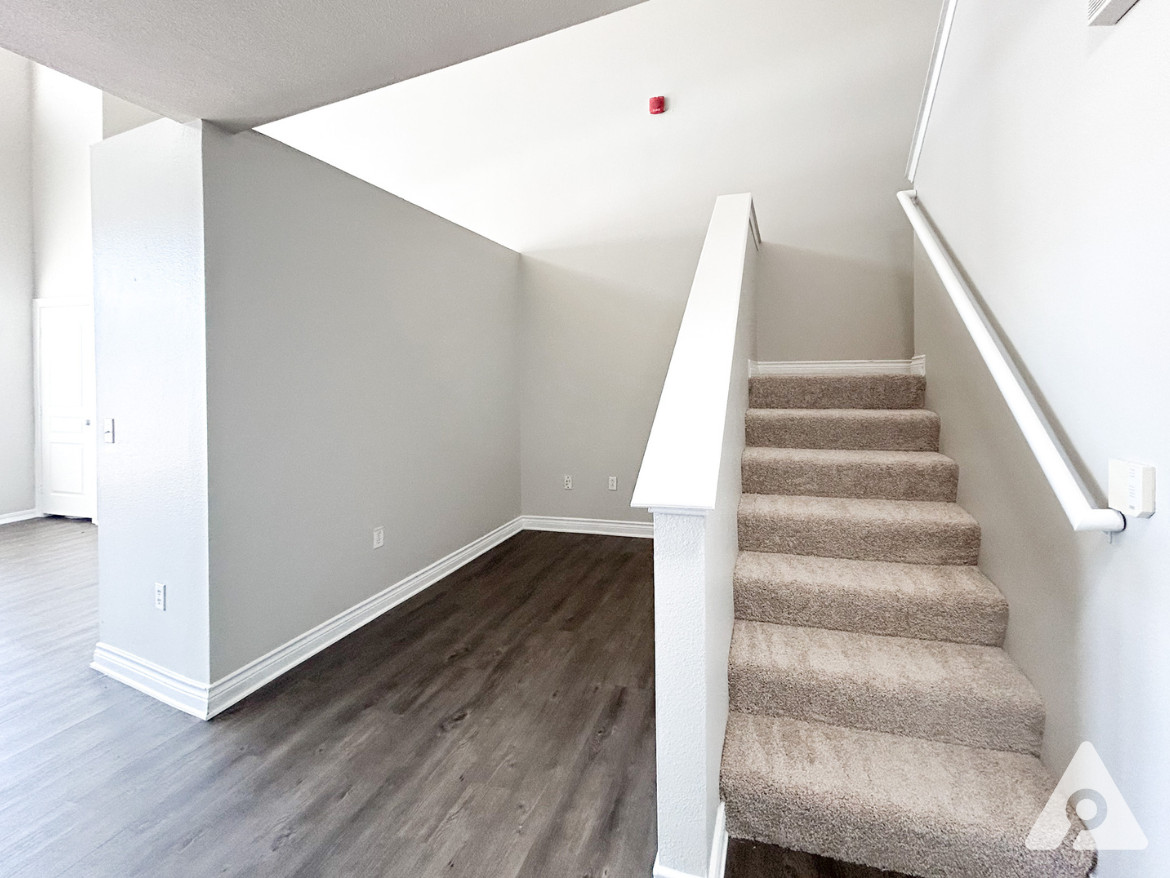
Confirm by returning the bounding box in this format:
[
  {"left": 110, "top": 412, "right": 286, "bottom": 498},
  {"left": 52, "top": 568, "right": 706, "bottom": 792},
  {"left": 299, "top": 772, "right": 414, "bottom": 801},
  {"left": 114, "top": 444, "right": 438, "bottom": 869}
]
[{"left": 1089, "top": 0, "right": 1141, "bottom": 25}]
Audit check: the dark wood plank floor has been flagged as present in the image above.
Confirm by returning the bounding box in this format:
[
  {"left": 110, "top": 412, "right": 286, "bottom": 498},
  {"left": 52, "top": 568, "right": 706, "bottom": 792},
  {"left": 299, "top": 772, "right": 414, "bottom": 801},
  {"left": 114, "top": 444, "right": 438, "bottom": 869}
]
[
  {"left": 0, "top": 519, "right": 658, "bottom": 877},
  {"left": 1, "top": 517, "right": 906, "bottom": 878}
]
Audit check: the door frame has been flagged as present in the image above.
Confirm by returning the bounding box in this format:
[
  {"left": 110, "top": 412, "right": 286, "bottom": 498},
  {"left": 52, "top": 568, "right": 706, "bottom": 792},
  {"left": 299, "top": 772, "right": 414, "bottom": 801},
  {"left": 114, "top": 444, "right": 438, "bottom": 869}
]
[{"left": 33, "top": 297, "right": 97, "bottom": 521}]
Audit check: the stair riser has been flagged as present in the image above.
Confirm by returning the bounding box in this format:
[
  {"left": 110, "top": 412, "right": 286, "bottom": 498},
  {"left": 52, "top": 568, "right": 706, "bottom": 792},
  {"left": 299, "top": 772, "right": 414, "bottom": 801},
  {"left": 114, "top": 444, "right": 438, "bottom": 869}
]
[
  {"left": 742, "top": 457, "right": 958, "bottom": 502},
  {"left": 749, "top": 375, "right": 925, "bottom": 410},
  {"left": 720, "top": 714, "right": 1097, "bottom": 878},
  {"left": 723, "top": 796, "right": 1089, "bottom": 878},
  {"left": 738, "top": 512, "right": 981, "bottom": 565},
  {"left": 746, "top": 412, "right": 940, "bottom": 451},
  {"left": 729, "top": 669, "right": 1043, "bottom": 756},
  {"left": 733, "top": 581, "right": 1007, "bottom": 646}
]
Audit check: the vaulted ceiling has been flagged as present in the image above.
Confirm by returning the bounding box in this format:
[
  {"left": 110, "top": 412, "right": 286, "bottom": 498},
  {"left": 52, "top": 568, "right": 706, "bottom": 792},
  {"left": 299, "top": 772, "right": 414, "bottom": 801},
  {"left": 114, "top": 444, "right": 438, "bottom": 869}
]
[{"left": 0, "top": 0, "right": 646, "bottom": 130}]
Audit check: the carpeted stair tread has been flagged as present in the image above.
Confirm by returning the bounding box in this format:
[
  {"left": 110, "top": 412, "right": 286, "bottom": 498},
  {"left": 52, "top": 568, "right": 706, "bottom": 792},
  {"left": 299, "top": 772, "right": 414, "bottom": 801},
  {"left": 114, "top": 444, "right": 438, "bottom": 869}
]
[
  {"left": 745, "top": 408, "right": 941, "bottom": 451},
  {"left": 734, "top": 552, "right": 1008, "bottom": 646},
  {"left": 739, "top": 495, "right": 981, "bottom": 565},
  {"left": 720, "top": 713, "right": 1096, "bottom": 878},
  {"left": 742, "top": 447, "right": 958, "bottom": 501},
  {"left": 749, "top": 375, "right": 925, "bottom": 410},
  {"left": 729, "top": 621, "right": 1044, "bottom": 754}
]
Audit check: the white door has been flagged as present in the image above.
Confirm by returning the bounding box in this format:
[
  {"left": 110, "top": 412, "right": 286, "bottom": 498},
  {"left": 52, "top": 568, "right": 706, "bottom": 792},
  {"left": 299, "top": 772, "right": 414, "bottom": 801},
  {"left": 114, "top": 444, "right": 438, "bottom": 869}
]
[{"left": 35, "top": 299, "right": 97, "bottom": 519}]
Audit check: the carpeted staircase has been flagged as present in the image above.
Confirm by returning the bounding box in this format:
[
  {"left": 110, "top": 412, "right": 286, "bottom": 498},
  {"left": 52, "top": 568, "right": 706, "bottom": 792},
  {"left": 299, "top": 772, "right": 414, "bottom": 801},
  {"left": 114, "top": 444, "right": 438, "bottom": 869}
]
[{"left": 719, "top": 373, "right": 1096, "bottom": 878}]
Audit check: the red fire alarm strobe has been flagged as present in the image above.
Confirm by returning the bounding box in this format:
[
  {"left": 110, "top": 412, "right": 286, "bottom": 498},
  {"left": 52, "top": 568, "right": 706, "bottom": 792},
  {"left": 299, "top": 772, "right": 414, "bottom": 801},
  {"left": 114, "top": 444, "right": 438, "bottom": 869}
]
[{"left": 649, "top": 96, "right": 666, "bottom": 115}]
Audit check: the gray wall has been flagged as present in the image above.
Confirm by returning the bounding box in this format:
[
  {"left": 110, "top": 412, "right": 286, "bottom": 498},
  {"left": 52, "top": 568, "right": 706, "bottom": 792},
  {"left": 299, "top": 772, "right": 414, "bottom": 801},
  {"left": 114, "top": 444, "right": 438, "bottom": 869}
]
[
  {"left": 91, "top": 120, "right": 210, "bottom": 682},
  {"left": 0, "top": 49, "right": 35, "bottom": 517},
  {"left": 91, "top": 121, "right": 522, "bottom": 684},
  {"left": 519, "top": 238, "right": 701, "bottom": 521},
  {"left": 914, "top": 0, "right": 1170, "bottom": 872},
  {"left": 200, "top": 127, "right": 521, "bottom": 679}
]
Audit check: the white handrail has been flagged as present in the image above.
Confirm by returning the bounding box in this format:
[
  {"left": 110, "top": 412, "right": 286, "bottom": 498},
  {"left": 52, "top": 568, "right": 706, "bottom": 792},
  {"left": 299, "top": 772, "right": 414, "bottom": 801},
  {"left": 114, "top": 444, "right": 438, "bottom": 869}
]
[
  {"left": 907, "top": 0, "right": 959, "bottom": 183},
  {"left": 898, "top": 191, "right": 1125, "bottom": 533},
  {"left": 632, "top": 193, "right": 756, "bottom": 512}
]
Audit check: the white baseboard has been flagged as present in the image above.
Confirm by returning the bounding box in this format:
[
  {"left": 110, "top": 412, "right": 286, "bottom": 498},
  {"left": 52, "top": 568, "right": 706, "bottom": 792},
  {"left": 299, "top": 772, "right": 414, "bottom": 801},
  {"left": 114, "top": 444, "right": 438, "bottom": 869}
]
[
  {"left": 203, "top": 516, "right": 525, "bottom": 718},
  {"left": 91, "top": 515, "right": 655, "bottom": 721},
  {"left": 0, "top": 508, "right": 42, "bottom": 526},
  {"left": 93, "top": 517, "right": 525, "bottom": 720},
  {"left": 91, "top": 643, "right": 211, "bottom": 719},
  {"left": 653, "top": 803, "right": 729, "bottom": 878},
  {"left": 92, "top": 514, "right": 651, "bottom": 720},
  {"left": 751, "top": 355, "right": 925, "bottom": 377},
  {"left": 521, "top": 515, "right": 653, "bottom": 539}
]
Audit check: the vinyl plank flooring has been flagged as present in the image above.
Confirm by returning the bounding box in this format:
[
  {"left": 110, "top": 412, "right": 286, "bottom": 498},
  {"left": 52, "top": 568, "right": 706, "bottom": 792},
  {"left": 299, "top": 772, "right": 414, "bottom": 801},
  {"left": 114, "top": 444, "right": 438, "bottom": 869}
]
[{"left": 0, "top": 519, "right": 658, "bottom": 877}]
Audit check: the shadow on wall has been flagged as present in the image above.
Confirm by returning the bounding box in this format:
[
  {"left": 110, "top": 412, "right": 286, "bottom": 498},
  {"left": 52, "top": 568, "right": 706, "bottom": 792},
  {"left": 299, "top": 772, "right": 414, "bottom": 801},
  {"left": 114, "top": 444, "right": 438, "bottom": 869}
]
[
  {"left": 519, "top": 235, "right": 706, "bottom": 522},
  {"left": 915, "top": 244, "right": 1167, "bottom": 873},
  {"left": 755, "top": 242, "right": 913, "bottom": 362}
]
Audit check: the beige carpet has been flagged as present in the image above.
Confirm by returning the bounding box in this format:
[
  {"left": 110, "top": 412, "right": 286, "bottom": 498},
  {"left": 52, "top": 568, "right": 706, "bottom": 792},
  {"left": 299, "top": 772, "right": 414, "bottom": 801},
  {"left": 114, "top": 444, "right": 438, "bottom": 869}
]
[
  {"left": 746, "top": 408, "right": 940, "bottom": 452},
  {"left": 720, "top": 373, "right": 1096, "bottom": 878},
  {"left": 733, "top": 553, "right": 1009, "bottom": 646},
  {"left": 743, "top": 446, "right": 959, "bottom": 501}
]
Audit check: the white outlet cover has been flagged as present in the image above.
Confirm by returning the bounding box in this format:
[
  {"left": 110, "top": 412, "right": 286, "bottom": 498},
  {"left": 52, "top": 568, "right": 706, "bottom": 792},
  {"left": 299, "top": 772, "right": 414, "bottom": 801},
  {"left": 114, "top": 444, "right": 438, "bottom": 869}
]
[
  {"left": 154, "top": 582, "right": 166, "bottom": 611},
  {"left": 373, "top": 526, "right": 385, "bottom": 548},
  {"left": 1108, "top": 459, "right": 1155, "bottom": 518},
  {"left": 608, "top": 476, "right": 618, "bottom": 490}
]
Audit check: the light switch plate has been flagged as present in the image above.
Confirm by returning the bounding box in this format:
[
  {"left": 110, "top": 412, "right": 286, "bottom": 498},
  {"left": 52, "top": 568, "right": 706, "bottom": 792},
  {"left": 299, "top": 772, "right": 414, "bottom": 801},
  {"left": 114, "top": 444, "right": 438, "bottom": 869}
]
[{"left": 1108, "top": 459, "right": 1155, "bottom": 518}]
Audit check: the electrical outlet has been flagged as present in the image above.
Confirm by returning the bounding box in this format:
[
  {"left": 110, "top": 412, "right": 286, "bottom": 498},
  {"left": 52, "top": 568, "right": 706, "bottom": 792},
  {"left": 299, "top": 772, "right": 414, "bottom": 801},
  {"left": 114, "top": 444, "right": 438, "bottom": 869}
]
[
  {"left": 608, "top": 476, "right": 618, "bottom": 491},
  {"left": 154, "top": 582, "right": 166, "bottom": 611},
  {"left": 563, "top": 474, "right": 573, "bottom": 490},
  {"left": 373, "top": 526, "right": 385, "bottom": 549}
]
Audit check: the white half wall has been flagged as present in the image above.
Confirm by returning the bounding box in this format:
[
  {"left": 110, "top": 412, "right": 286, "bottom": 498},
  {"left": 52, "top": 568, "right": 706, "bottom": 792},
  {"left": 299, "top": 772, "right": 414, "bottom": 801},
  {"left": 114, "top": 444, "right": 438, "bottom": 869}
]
[
  {"left": 261, "top": 0, "right": 942, "bottom": 524},
  {"left": 0, "top": 49, "right": 35, "bottom": 518},
  {"left": 199, "top": 127, "right": 522, "bottom": 680},
  {"left": 913, "top": 1, "right": 1170, "bottom": 873},
  {"left": 641, "top": 199, "right": 755, "bottom": 878}
]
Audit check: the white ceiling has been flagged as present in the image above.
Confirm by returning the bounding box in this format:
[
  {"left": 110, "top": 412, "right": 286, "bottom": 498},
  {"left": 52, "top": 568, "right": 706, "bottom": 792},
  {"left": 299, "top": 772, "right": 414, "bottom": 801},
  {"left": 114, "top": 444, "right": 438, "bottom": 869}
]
[{"left": 0, "top": 0, "right": 646, "bottom": 130}]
